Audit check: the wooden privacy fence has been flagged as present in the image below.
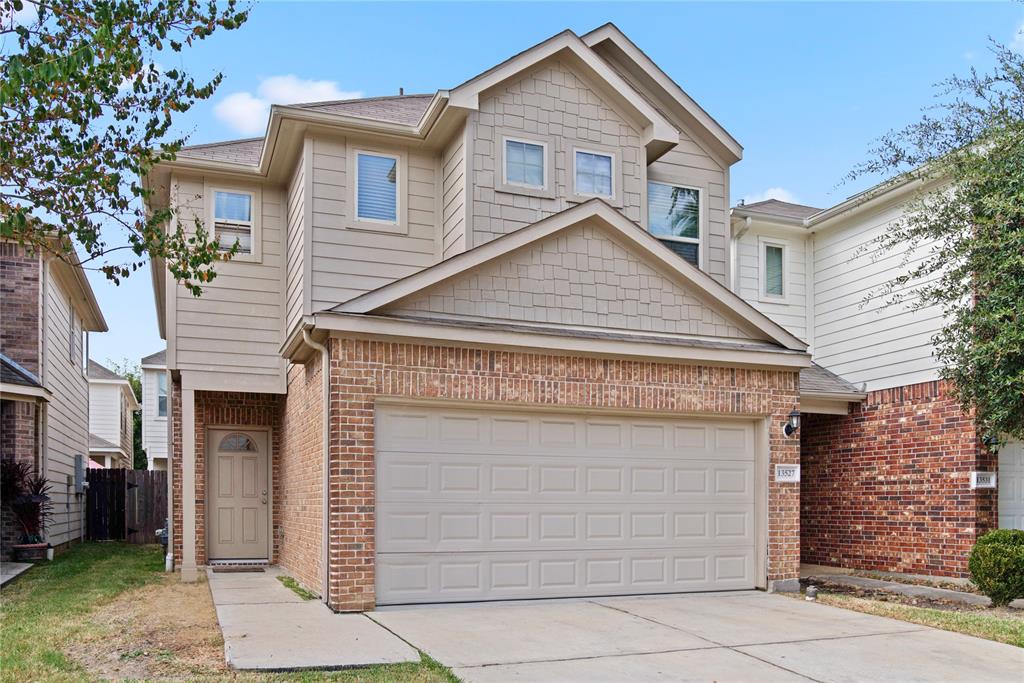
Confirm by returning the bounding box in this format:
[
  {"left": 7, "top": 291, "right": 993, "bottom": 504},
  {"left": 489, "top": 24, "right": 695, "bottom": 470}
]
[{"left": 86, "top": 470, "right": 168, "bottom": 544}]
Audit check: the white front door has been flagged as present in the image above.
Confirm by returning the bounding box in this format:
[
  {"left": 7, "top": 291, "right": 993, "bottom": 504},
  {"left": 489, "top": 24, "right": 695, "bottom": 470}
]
[
  {"left": 999, "top": 441, "right": 1024, "bottom": 530},
  {"left": 375, "top": 405, "right": 759, "bottom": 605},
  {"left": 208, "top": 429, "right": 269, "bottom": 560}
]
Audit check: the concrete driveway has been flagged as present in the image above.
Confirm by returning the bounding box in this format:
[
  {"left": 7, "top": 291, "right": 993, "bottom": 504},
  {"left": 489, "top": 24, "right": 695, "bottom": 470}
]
[{"left": 369, "top": 591, "right": 1023, "bottom": 682}]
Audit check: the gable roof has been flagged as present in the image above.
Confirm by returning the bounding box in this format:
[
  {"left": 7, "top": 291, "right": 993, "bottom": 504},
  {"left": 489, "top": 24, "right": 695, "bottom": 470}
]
[
  {"left": 735, "top": 199, "right": 822, "bottom": 221},
  {"left": 801, "top": 362, "right": 865, "bottom": 399},
  {"left": 333, "top": 200, "right": 808, "bottom": 352},
  {"left": 89, "top": 433, "right": 121, "bottom": 451},
  {"left": 141, "top": 349, "right": 166, "bottom": 367},
  {"left": 87, "top": 360, "right": 124, "bottom": 382}
]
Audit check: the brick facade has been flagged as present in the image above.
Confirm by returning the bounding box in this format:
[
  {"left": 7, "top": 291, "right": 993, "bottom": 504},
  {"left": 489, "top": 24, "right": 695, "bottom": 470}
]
[
  {"left": 0, "top": 242, "right": 41, "bottom": 376},
  {"left": 1, "top": 400, "right": 40, "bottom": 560},
  {"left": 277, "top": 356, "right": 324, "bottom": 595},
  {"left": 800, "top": 380, "right": 996, "bottom": 577},
  {"left": 326, "top": 337, "right": 802, "bottom": 611}
]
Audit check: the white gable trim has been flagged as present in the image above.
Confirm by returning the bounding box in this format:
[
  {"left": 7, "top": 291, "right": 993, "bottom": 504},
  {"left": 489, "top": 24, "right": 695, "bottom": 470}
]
[
  {"left": 449, "top": 30, "right": 679, "bottom": 155},
  {"left": 334, "top": 199, "right": 808, "bottom": 352}
]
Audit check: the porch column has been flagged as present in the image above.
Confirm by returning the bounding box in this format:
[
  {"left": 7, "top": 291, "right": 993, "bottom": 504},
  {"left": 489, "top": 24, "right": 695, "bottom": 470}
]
[{"left": 180, "top": 385, "right": 198, "bottom": 582}]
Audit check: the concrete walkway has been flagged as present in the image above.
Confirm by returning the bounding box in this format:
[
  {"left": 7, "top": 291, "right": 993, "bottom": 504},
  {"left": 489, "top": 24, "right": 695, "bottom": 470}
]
[
  {"left": 802, "top": 569, "right": 1024, "bottom": 609},
  {"left": 205, "top": 568, "right": 418, "bottom": 670},
  {"left": 0, "top": 562, "right": 32, "bottom": 588},
  {"left": 370, "top": 591, "right": 1024, "bottom": 682}
]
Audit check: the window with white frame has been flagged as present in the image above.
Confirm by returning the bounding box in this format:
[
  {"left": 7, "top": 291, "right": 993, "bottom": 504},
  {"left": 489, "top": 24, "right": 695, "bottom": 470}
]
[
  {"left": 504, "top": 138, "right": 546, "bottom": 189},
  {"left": 156, "top": 373, "right": 168, "bottom": 417},
  {"left": 356, "top": 151, "right": 399, "bottom": 223},
  {"left": 647, "top": 181, "right": 700, "bottom": 266},
  {"left": 213, "top": 190, "right": 254, "bottom": 254},
  {"left": 761, "top": 241, "right": 786, "bottom": 299},
  {"left": 574, "top": 149, "right": 614, "bottom": 198}
]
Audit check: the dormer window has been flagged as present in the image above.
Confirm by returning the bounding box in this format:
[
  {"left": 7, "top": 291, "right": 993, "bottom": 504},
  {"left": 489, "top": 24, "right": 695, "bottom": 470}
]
[
  {"left": 648, "top": 181, "right": 700, "bottom": 267},
  {"left": 574, "top": 149, "right": 614, "bottom": 198},
  {"left": 504, "top": 138, "right": 546, "bottom": 189}
]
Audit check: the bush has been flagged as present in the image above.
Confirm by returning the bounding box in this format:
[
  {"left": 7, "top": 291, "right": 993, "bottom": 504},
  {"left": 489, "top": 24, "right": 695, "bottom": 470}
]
[{"left": 968, "top": 529, "right": 1024, "bottom": 607}]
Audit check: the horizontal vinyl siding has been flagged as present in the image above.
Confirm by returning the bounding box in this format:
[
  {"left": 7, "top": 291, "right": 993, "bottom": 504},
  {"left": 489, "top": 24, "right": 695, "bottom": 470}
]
[
  {"left": 141, "top": 367, "right": 168, "bottom": 466},
  {"left": 87, "top": 383, "right": 120, "bottom": 443},
  {"left": 811, "top": 202, "right": 942, "bottom": 390},
  {"left": 285, "top": 149, "right": 306, "bottom": 335},
  {"left": 442, "top": 123, "right": 467, "bottom": 259},
  {"left": 43, "top": 266, "right": 88, "bottom": 546},
  {"left": 647, "top": 143, "right": 729, "bottom": 288},
  {"left": 308, "top": 136, "right": 437, "bottom": 311},
  {"left": 735, "top": 228, "right": 808, "bottom": 342},
  {"left": 171, "top": 175, "right": 286, "bottom": 383}
]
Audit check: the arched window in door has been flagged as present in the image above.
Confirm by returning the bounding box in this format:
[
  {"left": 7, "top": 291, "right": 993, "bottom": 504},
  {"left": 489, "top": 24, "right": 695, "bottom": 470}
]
[{"left": 218, "top": 433, "right": 257, "bottom": 452}]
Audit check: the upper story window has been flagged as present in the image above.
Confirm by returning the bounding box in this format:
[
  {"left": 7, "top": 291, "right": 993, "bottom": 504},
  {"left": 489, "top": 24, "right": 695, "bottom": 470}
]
[
  {"left": 648, "top": 181, "right": 700, "bottom": 267},
  {"left": 213, "top": 190, "right": 254, "bottom": 255},
  {"left": 356, "top": 152, "right": 399, "bottom": 224},
  {"left": 156, "top": 373, "right": 168, "bottom": 418},
  {"left": 504, "top": 138, "right": 545, "bottom": 189},
  {"left": 574, "top": 149, "right": 614, "bottom": 198},
  {"left": 759, "top": 238, "right": 788, "bottom": 301}
]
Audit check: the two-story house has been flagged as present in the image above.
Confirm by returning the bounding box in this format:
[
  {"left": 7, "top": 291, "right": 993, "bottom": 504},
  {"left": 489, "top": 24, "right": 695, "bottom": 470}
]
[
  {"left": 731, "top": 187, "right": 1011, "bottom": 578},
  {"left": 0, "top": 241, "right": 108, "bottom": 559},
  {"left": 86, "top": 361, "right": 139, "bottom": 469},
  {"left": 140, "top": 349, "right": 169, "bottom": 471},
  {"left": 146, "top": 25, "right": 994, "bottom": 612}
]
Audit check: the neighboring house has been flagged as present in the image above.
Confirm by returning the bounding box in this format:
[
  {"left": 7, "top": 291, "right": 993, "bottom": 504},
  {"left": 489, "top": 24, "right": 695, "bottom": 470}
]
[
  {"left": 143, "top": 25, "right": 990, "bottom": 612},
  {"left": 87, "top": 360, "right": 140, "bottom": 469},
  {"left": 731, "top": 189, "right": 1012, "bottom": 577},
  {"left": 140, "top": 349, "right": 169, "bottom": 471},
  {"left": 0, "top": 241, "right": 108, "bottom": 559}
]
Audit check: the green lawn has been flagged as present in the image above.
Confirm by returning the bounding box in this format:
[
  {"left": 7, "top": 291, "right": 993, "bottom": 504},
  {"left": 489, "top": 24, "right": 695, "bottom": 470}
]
[
  {"left": 816, "top": 592, "right": 1024, "bottom": 648},
  {"left": 0, "top": 543, "right": 458, "bottom": 682}
]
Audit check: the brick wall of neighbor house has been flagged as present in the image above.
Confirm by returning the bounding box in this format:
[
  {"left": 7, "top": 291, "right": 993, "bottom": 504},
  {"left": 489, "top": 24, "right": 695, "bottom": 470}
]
[
  {"left": 170, "top": 377, "right": 183, "bottom": 567},
  {"left": 325, "top": 337, "right": 802, "bottom": 611},
  {"left": 277, "top": 357, "right": 324, "bottom": 595},
  {"left": 800, "top": 380, "right": 996, "bottom": 578},
  {"left": 1, "top": 400, "right": 39, "bottom": 559},
  {"left": 0, "top": 242, "right": 41, "bottom": 374}
]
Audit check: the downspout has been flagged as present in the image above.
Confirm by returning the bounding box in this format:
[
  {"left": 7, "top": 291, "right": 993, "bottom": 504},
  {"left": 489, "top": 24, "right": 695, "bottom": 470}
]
[{"left": 303, "top": 328, "right": 331, "bottom": 605}]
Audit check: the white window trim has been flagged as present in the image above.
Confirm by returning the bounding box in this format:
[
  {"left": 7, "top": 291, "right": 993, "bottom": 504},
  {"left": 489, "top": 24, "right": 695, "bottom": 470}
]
[
  {"left": 156, "top": 372, "right": 168, "bottom": 420},
  {"left": 572, "top": 147, "right": 617, "bottom": 201},
  {"left": 646, "top": 179, "right": 704, "bottom": 270},
  {"left": 758, "top": 236, "right": 789, "bottom": 303},
  {"left": 352, "top": 148, "right": 406, "bottom": 234},
  {"left": 207, "top": 185, "right": 262, "bottom": 263},
  {"left": 501, "top": 136, "right": 548, "bottom": 191},
  {"left": 493, "top": 129, "right": 556, "bottom": 199}
]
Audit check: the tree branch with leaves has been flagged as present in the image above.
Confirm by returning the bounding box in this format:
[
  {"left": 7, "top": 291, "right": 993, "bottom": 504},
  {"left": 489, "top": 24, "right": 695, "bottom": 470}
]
[{"left": 1, "top": 0, "right": 248, "bottom": 295}]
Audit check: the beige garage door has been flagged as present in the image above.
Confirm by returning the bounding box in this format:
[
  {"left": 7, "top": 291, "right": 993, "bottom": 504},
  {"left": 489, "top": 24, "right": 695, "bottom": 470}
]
[{"left": 375, "top": 404, "right": 759, "bottom": 605}]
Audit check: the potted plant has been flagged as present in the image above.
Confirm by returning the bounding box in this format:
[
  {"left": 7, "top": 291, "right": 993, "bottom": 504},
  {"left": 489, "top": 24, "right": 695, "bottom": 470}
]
[{"left": 1, "top": 461, "right": 54, "bottom": 562}]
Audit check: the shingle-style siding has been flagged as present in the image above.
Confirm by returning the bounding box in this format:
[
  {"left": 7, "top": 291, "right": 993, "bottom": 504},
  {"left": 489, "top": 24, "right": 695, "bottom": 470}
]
[
  {"left": 285, "top": 149, "right": 306, "bottom": 336},
  {"left": 42, "top": 265, "right": 89, "bottom": 547},
  {"left": 441, "top": 123, "right": 468, "bottom": 259},
  {"left": 469, "top": 60, "right": 645, "bottom": 248},
  {"left": 325, "top": 337, "right": 801, "bottom": 611},
  {"left": 735, "top": 227, "right": 808, "bottom": 341},
  {"left": 307, "top": 136, "right": 437, "bottom": 309},
  {"left": 647, "top": 144, "right": 729, "bottom": 288},
  {"left": 812, "top": 201, "right": 942, "bottom": 390},
  {"left": 800, "top": 381, "right": 995, "bottom": 577},
  {"left": 387, "top": 221, "right": 757, "bottom": 339},
  {"left": 170, "top": 175, "right": 286, "bottom": 385},
  {"left": 277, "top": 357, "right": 323, "bottom": 596}
]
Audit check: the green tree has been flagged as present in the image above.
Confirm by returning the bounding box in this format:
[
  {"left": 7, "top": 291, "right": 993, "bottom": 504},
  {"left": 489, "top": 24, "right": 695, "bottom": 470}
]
[
  {"left": 1, "top": 0, "right": 248, "bottom": 295},
  {"left": 852, "top": 41, "right": 1024, "bottom": 441},
  {"left": 108, "top": 358, "right": 146, "bottom": 469}
]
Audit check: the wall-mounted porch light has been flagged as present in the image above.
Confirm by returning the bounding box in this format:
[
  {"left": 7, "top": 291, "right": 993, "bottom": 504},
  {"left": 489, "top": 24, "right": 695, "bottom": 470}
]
[{"left": 783, "top": 409, "right": 801, "bottom": 437}]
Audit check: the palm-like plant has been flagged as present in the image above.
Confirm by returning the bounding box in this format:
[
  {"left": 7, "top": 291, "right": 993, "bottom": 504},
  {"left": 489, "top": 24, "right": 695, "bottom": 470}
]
[{"left": 1, "top": 461, "right": 52, "bottom": 544}]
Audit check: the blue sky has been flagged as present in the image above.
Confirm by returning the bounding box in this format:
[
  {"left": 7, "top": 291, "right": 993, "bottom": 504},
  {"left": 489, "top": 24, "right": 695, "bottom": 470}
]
[{"left": 87, "top": 1, "right": 1023, "bottom": 368}]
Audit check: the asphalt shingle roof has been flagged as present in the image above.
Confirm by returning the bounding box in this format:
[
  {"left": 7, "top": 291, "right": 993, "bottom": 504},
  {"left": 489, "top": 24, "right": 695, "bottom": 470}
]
[
  {"left": 737, "top": 199, "right": 822, "bottom": 220},
  {"left": 141, "top": 349, "right": 166, "bottom": 366},
  {"left": 0, "top": 353, "right": 42, "bottom": 388},
  {"left": 87, "top": 360, "right": 126, "bottom": 382},
  {"left": 800, "top": 362, "right": 864, "bottom": 396}
]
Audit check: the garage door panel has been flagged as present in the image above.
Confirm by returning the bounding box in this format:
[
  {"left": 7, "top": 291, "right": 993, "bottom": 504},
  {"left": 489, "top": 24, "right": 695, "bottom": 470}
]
[
  {"left": 379, "top": 503, "right": 755, "bottom": 551},
  {"left": 378, "top": 455, "right": 754, "bottom": 503},
  {"left": 1000, "top": 441, "right": 1024, "bottom": 530},
  {"left": 376, "top": 405, "right": 759, "bottom": 604},
  {"left": 376, "top": 547, "right": 755, "bottom": 604}
]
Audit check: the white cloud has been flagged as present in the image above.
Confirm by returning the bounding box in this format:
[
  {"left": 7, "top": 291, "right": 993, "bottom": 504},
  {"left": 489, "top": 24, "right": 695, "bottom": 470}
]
[
  {"left": 963, "top": 50, "right": 976, "bottom": 61},
  {"left": 742, "top": 187, "right": 799, "bottom": 205},
  {"left": 214, "top": 75, "right": 363, "bottom": 135},
  {"left": 1012, "top": 21, "right": 1024, "bottom": 53}
]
